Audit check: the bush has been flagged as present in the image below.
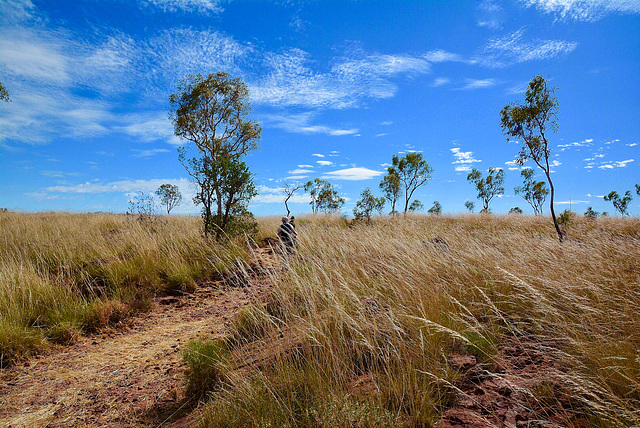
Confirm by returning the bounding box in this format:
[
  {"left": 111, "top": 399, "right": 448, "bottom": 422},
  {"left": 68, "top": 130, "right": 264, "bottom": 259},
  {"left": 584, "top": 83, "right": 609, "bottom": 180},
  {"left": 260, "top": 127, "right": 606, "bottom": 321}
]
[{"left": 183, "top": 339, "right": 230, "bottom": 399}]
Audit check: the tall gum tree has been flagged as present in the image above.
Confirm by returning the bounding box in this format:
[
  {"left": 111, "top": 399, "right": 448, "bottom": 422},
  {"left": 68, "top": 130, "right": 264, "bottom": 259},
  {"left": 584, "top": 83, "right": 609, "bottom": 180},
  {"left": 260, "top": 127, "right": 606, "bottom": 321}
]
[
  {"left": 170, "top": 72, "right": 261, "bottom": 238},
  {"left": 500, "top": 75, "right": 564, "bottom": 242},
  {"left": 390, "top": 152, "right": 433, "bottom": 215}
]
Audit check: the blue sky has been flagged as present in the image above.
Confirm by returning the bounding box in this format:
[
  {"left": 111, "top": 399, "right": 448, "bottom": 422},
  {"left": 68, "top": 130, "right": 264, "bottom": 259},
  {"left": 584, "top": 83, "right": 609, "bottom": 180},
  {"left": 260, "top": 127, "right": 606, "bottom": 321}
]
[{"left": 1, "top": 0, "right": 638, "bottom": 217}]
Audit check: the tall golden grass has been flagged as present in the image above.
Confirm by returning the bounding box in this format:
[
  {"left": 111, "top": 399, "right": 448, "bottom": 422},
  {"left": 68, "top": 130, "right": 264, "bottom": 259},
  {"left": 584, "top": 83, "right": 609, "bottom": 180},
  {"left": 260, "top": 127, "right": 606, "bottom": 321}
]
[
  {"left": 201, "top": 213, "right": 640, "bottom": 427},
  {"left": 0, "top": 211, "right": 250, "bottom": 367}
]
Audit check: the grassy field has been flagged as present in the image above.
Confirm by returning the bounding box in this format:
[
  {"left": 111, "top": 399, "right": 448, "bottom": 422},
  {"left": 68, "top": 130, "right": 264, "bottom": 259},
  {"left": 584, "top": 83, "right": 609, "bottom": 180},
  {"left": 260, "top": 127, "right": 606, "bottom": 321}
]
[
  {"left": 0, "top": 211, "right": 251, "bottom": 367},
  {"left": 200, "top": 213, "right": 640, "bottom": 427},
  {"left": 1, "top": 211, "right": 639, "bottom": 426}
]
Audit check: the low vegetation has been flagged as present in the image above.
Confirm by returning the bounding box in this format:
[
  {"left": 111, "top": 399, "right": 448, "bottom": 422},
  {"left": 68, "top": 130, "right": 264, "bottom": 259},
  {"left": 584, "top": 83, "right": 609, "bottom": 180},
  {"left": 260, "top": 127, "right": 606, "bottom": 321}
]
[
  {"left": 0, "top": 211, "right": 250, "bottom": 367},
  {"left": 2, "top": 211, "right": 639, "bottom": 426},
  {"left": 201, "top": 214, "right": 639, "bottom": 427}
]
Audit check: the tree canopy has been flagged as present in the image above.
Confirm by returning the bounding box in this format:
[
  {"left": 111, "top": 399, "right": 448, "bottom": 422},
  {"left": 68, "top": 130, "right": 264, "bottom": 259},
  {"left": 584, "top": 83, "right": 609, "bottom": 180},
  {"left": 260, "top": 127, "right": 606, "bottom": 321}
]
[
  {"left": 467, "top": 167, "right": 505, "bottom": 212},
  {"left": 304, "top": 178, "right": 344, "bottom": 214},
  {"left": 604, "top": 190, "right": 632, "bottom": 216},
  {"left": 155, "top": 184, "right": 182, "bottom": 215},
  {"left": 0, "top": 81, "right": 9, "bottom": 102},
  {"left": 353, "top": 188, "right": 385, "bottom": 223},
  {"left": 170, "top": 72, "right": 261, "bottom": 239},
  {"left": 514, "top": 168, "right": 548, "bottom": 215},
  {"left": 387, "top": 152, "right": 433, "bottom": 214},
  {"left": 379, "top": 168, "right": 401, "bottom": 215}
]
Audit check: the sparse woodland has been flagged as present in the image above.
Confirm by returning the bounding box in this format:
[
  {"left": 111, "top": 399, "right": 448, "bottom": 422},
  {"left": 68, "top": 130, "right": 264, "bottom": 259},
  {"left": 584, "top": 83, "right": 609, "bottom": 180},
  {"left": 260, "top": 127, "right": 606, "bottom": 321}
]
[{"left": 1, "top": 211, "right": 639, "bottom": 426}]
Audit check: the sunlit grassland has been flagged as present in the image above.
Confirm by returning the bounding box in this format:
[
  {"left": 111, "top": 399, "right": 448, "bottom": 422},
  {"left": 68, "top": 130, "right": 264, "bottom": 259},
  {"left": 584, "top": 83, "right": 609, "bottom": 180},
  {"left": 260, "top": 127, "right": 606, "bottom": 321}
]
[
  {"left": 0, "top": 211, "right": 250, "bottom": 367},
  {"left": 199, "top": 213, "right": 640, "bottom": 427}
]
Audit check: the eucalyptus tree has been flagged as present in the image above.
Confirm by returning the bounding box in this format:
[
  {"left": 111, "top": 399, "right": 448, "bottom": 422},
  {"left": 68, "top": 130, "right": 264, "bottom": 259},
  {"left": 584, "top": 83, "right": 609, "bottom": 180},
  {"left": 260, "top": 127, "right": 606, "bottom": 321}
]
[
  {"left": 514, "top": 168, "right": 548, "bottom": 215},
  {"left": 169, "top": 72, "right": 261, "bottom": 238},
  {"left": 353, "top": 187, "right": 385, "bottom": 224},
  {"left": 0, "top": 81, "right": 9, "bottom": 102},
  {"left": 500, "top": 75, "right": 563, "bottom": 241},
  {"left": 155, "top": 184, "right": 182, "bottom": 214},
  {"left": 467, "top": 167, "right": 505, "bottom": 212},
  {"left": 427, "top": 201, "right": 441, "bottom": 215},
  {"left": 304, "top": 178, "right": 344, "bottom": 214},
  {"left": 464, "top": 200, "right": 475, "bottom": 213},
  {"left": 604, "top": 190, "right": 632, "bottom": 216},
  {"left": 379, "top": 168, "right": 401, "bottom": 215},
  {"left": 387, "top": 152, "right": 434, "bottom": 215}
]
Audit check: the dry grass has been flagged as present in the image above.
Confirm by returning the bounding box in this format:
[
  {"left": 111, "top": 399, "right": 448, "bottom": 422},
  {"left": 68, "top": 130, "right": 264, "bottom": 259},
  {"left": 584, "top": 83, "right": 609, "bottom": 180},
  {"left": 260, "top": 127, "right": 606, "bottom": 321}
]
[
  {"left": 0, "top": 211, "right": 251, "bottom": 367},
  {"left": 200, "top": 213, "right": 640, "bottom": 427}
]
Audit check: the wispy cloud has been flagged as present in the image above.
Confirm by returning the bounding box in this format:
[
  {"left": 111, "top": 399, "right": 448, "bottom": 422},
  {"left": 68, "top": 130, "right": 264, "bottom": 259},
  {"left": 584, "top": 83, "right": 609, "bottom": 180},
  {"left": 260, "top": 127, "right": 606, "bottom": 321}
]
[
  {"left": 322, "top": 167, "right": 384, "bottom": 181},
  {"left": 520, "top": 0, "right": 640, "bottom": 21},
  {"left": 479, "top": 29, "right": 577, "bottom": 67},
  {"left": 253, "top": 185, "right": 309, "bottom": 204},
  {"left": 451, "top": 147, "right": 482, "bottom": 172},
  {"left": 558, "top": 138, "right": 593, "bottom": 151},
  {"left": 44, "top": 178, "right": 191, "bottom": 195},
  {"left": 432, "top": 77, "right": 451, "bottom": 87},
  {"left": 139, "top": 0, "right": 224, "bottom": 14},
  {"left": 260, "top": 112, "right": 359, "bottom": 136},
  {"left": 317, "top": 160, "right": 333, "bottom": 166},
  {"left": 457, "top": 79, "right": 498, "bottom": 90},
  {"left": 598, "top": 159, "right": 634, "bottom": 169},
  {"left": 131, "top": 148, "right": 171, "bottom": 158}
]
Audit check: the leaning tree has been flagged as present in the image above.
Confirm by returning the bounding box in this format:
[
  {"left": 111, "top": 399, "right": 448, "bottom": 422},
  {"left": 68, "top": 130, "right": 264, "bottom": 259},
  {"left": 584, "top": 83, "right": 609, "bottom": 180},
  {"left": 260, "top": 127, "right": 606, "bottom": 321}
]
[{"left": 500, "top": 75, "right": 564, "bottom": 242}]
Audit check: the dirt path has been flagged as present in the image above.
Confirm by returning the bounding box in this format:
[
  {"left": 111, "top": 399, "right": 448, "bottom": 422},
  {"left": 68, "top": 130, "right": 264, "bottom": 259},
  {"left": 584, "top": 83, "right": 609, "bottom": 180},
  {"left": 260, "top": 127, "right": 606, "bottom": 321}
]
[{"left": 0, "top": 247, "right": 279, "bottom": 428}]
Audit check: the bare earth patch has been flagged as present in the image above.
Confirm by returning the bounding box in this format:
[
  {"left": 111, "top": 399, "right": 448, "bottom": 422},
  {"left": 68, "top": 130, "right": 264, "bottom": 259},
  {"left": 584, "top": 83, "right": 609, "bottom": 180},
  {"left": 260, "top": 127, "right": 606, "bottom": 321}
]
[{"left": 0, "top": 247, "right": 278, "bottom": 428}]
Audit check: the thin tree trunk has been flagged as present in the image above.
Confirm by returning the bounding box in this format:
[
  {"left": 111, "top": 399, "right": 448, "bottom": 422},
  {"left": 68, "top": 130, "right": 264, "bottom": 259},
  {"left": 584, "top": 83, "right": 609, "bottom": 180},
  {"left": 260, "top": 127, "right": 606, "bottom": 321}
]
[{"left": 545, "top": 169, "right": 564, "bottom": 242}]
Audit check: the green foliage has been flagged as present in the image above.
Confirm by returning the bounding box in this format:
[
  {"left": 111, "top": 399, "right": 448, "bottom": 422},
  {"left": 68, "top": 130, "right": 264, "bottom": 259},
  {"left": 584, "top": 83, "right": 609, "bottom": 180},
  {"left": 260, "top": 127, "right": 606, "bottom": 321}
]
[
  {"left": 557, "top": 209, "right": 574, "bottom": 226},
  {"left": 353, "top": 188, "right": 386, "bottom": 223},
  {"left": 183, "top": 339, "right": 230, "bottom": 399},
  {"left": 604, "top": 190, "right": 633, "bottom": 217},
  {"left": 0, "top": 81, "right": 9, "bottom": 102},
  {"left": 467, "top": 167, "right": 505, "bottom": 212},
  {"left": 170, "top": 72, "right": 261, "bottom": 240},
  {"left": 636, "top": 184, "right": 640, "bottom": 196},
  {"left": 304, "top": 178, "right": 345, "bottom": 213},
  {"left": 427, "top": 200, "right": 441, "bottom": 215},
  {"left": 155, "top": 183, "right": 182, "bottom": 214},
  {"left": 500, "top": 74, "right": 563, "bottom": 241},
  {"left": 379, "top": 168, "right": 401, "bottom": 215},
  {"left": 509, "top": 207, "right": 523, "bottom": 214},
  {"left": 584, "top": 206, "right": 600, "bottom": 219},
  {"left": 389, "top": 152, "right": 434, "bottom": 214},
  {"left": 464, "top": 200, "right": 475, "bottom": 213},
  {"left": 514, "top": 168, "right": 548, "bottom": 215}
]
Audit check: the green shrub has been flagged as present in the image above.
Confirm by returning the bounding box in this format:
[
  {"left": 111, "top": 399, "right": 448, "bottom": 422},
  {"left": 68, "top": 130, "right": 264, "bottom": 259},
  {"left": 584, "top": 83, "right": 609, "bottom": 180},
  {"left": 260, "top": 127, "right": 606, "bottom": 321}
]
[{"left": 183, "top": 339, "right": 230, "bottom": 399}]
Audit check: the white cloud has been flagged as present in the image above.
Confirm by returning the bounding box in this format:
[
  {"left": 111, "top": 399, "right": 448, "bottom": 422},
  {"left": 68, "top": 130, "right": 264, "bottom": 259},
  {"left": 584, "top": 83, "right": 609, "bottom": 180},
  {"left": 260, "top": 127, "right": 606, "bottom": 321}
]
[
  {"left": 457, "top": 79, "right": 498, "bottom": 90},
  {"left": 317, "top": 160, "right": 333, "bottom": 166},
  {"left": 288, "top": 168, "right": 315, "bottom": 175},
  {"left": 322, "top": 167, "right": 385, "bottom": 181},
  {"left": 298, "top": 164, "right": 314, "bottom": 168},
  {"left": 139, "top": 0, "right": 224, "bottom": 14},
  {"left": 598, "top": 159, "right": 634, "bottom": 169},
  {"left": 260, "top": 112, "right": 359, "bottom": 136},
  {"left": 558, "top": 138, "right": 593, "bottom": 151},
  {"left": 451, "top": 147, "right": 482, "bottom": 172},
  {"left": 479, "top": 29, "right": 577, "bottom": 67},
  {"left": 375, "top": 133, "right": 389, "bottom": 137},
  {"left": 44, "top": 178, "right": 191, "bottom": 195},
  {"left": 253, "top": 185, "right": 309, "bottom": 204},
  {"left": 131, "top": 148, "right": 171, "bottom": 158},
  {"left": 520, "top": 0, "right": 640, "bottom": 21},
  {"left": 432, "top": 77, "right": 450, "bottom": 87},
  {"left": 379, "top": 121, "right": 393, "bottom": 126},
  {"left": 626, "top": 143, "right": 637, "bottom": 147},
  {"left": 312, "top": 154, "right": 325, "bottom": 158}
]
